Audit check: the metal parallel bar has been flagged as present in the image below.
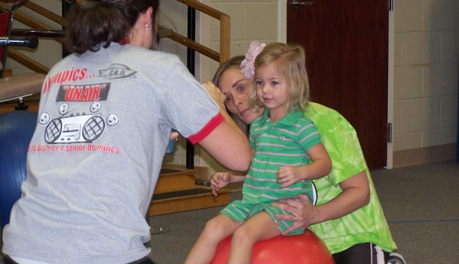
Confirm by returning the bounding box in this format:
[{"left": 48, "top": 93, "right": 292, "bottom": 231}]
[
  {"left": 185, "top": 6, "right": 196, "bottom": 170},
  {"left": 62, "top": 1, "right": 71, "bottom": 57},
  {"left": 0, "top": 2, "right": 64, "bottom": 44},
  {"left": 0, "top": 12, "right": 11, "bottom": 78},
  {"left": 10, "top": 29, "right": 65, "bottom": 38}
]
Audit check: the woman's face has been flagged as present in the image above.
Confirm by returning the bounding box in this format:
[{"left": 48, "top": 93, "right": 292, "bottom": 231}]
[{"left": 218, "top": 67, "right": 263, "bottom": 124}]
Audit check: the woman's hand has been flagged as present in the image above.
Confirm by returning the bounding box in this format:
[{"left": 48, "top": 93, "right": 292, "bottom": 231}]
[
  {"left": 272, "top": 194, "right": 318, "bottom": 235},
  {"left": 273, "top": 171, "right": 370, "bottom": 234},
  {"left": 210, "top": 172, "right": 231, "bottom": 196},
  {"left": 202, "top": 81, "right": 226, "bottom": 104}
]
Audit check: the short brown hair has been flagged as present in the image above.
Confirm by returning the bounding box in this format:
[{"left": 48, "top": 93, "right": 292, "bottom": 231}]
[{"left": 65, "top": 0, "right": 160, "bottom": 54}]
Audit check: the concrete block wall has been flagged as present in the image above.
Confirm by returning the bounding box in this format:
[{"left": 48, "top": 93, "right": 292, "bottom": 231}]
[
  {"left": 392, "top": 0, "right": 458, "bottom": 167},
  {"left": 205, "top": 0, "right": 279, "bottom": 77}
]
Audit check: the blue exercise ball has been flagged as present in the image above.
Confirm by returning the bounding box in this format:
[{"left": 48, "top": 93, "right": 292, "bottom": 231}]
[{"left": 0, "top": 111, "right": 37, "bottom": 230}]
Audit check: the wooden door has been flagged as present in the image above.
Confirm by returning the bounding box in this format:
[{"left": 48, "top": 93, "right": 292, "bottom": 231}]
[{"left": 287, "top": 0, "right": 389, "bottom": 169}]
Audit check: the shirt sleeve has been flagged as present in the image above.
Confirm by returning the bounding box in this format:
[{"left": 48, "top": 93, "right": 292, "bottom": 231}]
[
  {"left": 305, "top": 103, "right": 367, "bottom": 186},
  {"left": 298, "top": 120, "right": 322, "bottom": 152},
  {"left": 188, "top": 113, "right": 224, "bottom": 144},
  {"left": 159, "top": 56, "right": 221, "bottom": 140}
]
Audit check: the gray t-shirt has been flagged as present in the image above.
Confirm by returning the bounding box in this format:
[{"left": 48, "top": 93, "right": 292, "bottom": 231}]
[{"left": 2, "top": 43, "right": 221, "bottom": 264}]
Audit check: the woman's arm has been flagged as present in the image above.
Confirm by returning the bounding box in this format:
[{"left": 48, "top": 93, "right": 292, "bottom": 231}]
[
  {"left": 272, "top": 170, "right": 370, "bottom": 234},
  {"left": 198, "top": 82, "right": 252, "bottom": 172},
  {"left": 202, "top": 81, "right": 245, "bottom": 137},
  {"left": 199, "top": 120, "right": 251, "bottom": 172}
]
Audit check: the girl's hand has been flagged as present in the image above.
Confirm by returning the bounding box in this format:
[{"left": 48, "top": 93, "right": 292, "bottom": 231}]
[
  {"left": 277, "top": 166, "right": 303, "bottom": 188},
  {"left": 210, "top": 172, "right": 231, "bottom": 196},
  {"left": 169, "top": 130, "right": 179, "bottom": 141},
  {"left": 272, "top": 194, "right": 317, "bottom": 234}
]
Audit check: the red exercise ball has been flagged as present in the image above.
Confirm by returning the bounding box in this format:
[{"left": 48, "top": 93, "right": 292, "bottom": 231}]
[{"left": 210, "top": 230, "right": 334, "bottom": 264}]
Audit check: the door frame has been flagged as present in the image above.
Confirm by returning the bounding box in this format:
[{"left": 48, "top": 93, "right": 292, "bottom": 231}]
[{"left": 278, "top": 0, "right": 395, "bottom": 169}]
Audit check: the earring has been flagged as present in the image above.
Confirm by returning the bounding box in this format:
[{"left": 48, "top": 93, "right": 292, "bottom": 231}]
[{"left": 145, "top": 24, "right": 149, "bottom": 28}]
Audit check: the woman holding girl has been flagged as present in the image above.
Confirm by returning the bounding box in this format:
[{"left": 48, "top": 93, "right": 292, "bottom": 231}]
[
  {"left": 192, "top": 41, "right": 400, "bottom": 264},
  {"left": 185, "top": 42, "right": 332, "bottom": 263}
]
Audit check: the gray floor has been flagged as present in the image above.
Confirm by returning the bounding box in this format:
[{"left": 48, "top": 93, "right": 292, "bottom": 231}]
[
  {"left": 1, "top": 160, "right": 458, "bottom": 263},
  {"left": 147, "top": 160, "right": 459, "bottom": 264}
]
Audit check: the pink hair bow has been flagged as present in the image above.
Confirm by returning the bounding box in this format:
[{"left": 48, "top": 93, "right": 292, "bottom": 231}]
[{"left": 240, "top": 41, "right": 266, "bottom": 79}]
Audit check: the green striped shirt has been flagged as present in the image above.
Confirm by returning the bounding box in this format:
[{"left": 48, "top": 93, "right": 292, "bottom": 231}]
[
  {"left": 244, "top": 109, "right": 321, "bottom": 204},
  {"left": 221, "top": 109, "right": 322, "bottom": 234}
]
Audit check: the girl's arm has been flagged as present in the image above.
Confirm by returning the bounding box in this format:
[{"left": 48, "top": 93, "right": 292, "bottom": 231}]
[
  {"left": 272, "top": 170, "right": 370, "bottom": 234},
  {"left": 227, "top": 170, "right": 248, "bottom": 183},
  {"left": 277, "top": 143, "right": 332, "bottom": 188},
  {"left": 218, "top": 148, "right": 255, "bottom": 184},
  {"left": 210, "top": 172, "right": 246, "bottom": 196},
  {"left": 210, "top": 148, "right": 254, "bottom": 196}
]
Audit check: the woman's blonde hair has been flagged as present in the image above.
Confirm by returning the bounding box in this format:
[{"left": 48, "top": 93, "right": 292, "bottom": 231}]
[
  {"left": 212, "top": 55, "right": 245, "bottom": 87},
  {"left": 248, "top": 42, "right": 310, "bottom": 113}
]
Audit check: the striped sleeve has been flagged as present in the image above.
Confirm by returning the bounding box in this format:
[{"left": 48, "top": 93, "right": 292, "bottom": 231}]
[{"left": 297, "top": 118, "right": 322, "bottom": 152}]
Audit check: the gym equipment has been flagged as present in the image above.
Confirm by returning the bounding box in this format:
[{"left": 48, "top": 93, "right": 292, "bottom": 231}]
[
  {"left": 210, "top": 230, "right": 335, "bottom": 264},
  {"left": 0, "top": 110, "right": 37, "bottom": 230}
]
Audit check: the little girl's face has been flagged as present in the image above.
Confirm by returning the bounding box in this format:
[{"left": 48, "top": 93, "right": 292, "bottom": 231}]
[{"left": 255, "top": 63, "right": 289, "bottom": 120}]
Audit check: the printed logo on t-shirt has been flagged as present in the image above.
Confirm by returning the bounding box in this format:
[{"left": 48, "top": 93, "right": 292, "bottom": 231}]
[
  {"left": 33, "top": 64, "right": 136, "bottom": 153},
  {"left": 40, "top": 101, "right": 116, "bottom": 144},
  {"left": 56, "top": 83, "right": 110, "bottom": 102},
  {"left": 98, "top": 63, "right": 137, "bottom": 79}
]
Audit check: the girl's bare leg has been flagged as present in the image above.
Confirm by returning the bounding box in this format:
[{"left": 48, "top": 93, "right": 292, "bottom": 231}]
[
  {"left": 227, "top": 212, "right": 281, "bottom": 264},
  {"left": 185, "top": 214, "right": 243, "bottom": 264}
]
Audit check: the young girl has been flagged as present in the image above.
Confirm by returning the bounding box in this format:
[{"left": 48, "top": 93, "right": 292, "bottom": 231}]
[{"left": 185, "top": 42, "right": 332, "bottom": 264}]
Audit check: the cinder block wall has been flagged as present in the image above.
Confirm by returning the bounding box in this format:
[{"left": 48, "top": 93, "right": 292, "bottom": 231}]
[{"left": 392, "top": 0, "right": 458, "bottom": 167}]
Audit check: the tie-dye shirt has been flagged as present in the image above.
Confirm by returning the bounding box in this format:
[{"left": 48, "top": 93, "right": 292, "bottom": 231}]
[{"left": 306, "top": 102, "right": 397, "bottom": 254}]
